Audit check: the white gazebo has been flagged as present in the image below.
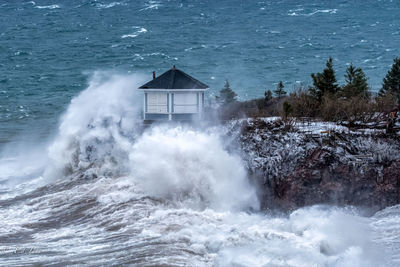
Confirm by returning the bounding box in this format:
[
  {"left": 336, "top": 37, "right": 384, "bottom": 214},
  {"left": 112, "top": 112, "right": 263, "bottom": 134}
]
[{"left": 138, "top": 66, "right": 209, "bottom": 121}]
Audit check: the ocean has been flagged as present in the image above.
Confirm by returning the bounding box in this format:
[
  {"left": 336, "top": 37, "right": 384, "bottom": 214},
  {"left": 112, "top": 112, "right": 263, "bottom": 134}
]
[
  {"left": 1, "top": 0, "right": 400, "bottom": 266},
  {"left": 1, "top": 0, "right": 400, "bottom": 140}
]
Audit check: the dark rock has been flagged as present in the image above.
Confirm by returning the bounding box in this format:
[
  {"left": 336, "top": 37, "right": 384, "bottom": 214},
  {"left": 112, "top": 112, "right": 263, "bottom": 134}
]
[{"left": 229, "top": 118, "right": 400, "bottom": 212}]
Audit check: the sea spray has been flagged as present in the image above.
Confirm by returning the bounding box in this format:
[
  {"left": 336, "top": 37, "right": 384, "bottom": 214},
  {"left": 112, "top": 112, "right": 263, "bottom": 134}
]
[
  {"left": 45, "top": 72, "right": 144, "bottom": 180},
  {"left": 1, "top": 72, "right": 145, "bottom": 198},
  {"left": 130, "top": 126, "right": 259, "bottom": 211},
  {"left": 44, "top": 72, "right": 258, "bottom": 211},
  {"left": 0, "top": 73, "right": 394, "bottom": 266}
]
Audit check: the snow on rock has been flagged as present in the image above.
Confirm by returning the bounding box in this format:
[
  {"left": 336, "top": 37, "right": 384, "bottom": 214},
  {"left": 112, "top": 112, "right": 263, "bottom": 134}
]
[{"left": 223, "top": 118, "right": 400, "bottom": 211}]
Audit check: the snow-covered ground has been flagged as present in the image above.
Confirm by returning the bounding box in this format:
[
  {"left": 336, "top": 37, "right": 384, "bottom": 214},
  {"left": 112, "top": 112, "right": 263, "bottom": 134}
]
[{"left": 223, "top": 118, "right": 400, "bottom": 184}]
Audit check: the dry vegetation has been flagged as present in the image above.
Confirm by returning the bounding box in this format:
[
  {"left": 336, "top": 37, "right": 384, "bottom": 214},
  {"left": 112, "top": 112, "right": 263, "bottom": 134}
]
[
  {"left": 209, "top": 88, "right": 398, "bottom": 130},
  {"left": 210, "top": 57, "right": 400, "bottom": 131}
]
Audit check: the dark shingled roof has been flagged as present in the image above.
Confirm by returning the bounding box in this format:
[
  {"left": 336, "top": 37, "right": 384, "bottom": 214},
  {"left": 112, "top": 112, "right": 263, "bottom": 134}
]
[{"left": 139, "top": 66, "right": 208, "bottom": 89}]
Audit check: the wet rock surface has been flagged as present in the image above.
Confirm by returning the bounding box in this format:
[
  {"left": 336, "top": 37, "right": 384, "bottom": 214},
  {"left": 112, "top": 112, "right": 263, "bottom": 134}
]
[{"left": 228, "top": 118, "right": 400, "bottom": 212}]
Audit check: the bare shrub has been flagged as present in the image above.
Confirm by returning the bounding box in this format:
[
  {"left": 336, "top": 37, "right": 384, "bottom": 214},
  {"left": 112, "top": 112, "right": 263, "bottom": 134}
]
[
  {"left": 217, "top": 97, "right": 285, "bottom": 120},
  {"left": 320, "top": 94, "right": 343, "bottom": 121},
  {"left": 340, "top": 96, "right": 375, "bottom": 125},
  {"left": 213, "top": 87, "right": 393, "bottom": 126},
  {"left": 289, "top": 89, "right": 320, "bottom": 118},
  {"left": 374, "top": 92, "right": 397, "bottom": 114}
]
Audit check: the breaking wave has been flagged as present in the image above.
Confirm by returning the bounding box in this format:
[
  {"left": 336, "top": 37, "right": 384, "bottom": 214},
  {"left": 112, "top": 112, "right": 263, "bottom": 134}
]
[
  {"left": 95, "top": 1, "right": 127, "bottom": 9},
  {"left": 43, "top": 71, "right": 257, "bottom": 211},
  {"left": 35, "top": 4, "right": 60, "bottom": 9},
  {"left": 130, "top": 126, "right": 259, "bottom": 211},
  {"left": 45, "top": 72, "right": 143, "bottom": 180},
  {"left": 288, "top": 8, "right": 338, "bottom": 16},
  {"left": 0, "top": 73, "right": 396, "bottom": 265}
]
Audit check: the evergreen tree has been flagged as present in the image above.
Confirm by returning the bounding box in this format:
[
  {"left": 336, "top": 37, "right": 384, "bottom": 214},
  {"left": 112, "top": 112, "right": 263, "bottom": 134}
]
[
  {"left": 216, "top": 80, "right": 237, "bottom": 105},
  {"left": 341, "top": 64, "right": 370, "bottom": 98},
  {"left": 309, "top": 57, "right": 339, "bottom": 101},
  {"left": 273, "top": 81, "right": 287, "bottom": 99},
  {"left": 379, "top": 57, "right": 400, "bottom": 107},
  {"left": 264, "top": 89, "right": 273, "bottom": 102}
]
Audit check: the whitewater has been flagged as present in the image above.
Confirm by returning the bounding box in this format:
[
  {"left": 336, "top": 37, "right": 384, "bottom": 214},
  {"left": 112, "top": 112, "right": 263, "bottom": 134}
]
[{"left": 0, "top": 73, "right": 398, "bottom": 266}]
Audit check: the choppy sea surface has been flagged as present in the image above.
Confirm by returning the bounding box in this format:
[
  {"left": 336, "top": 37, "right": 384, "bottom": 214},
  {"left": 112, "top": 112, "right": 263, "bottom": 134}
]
[
  {"left": 1, "top": 1, "right": 400, "bottom": 266},
  {"left": 1, "top": 0, "right": 400, "bottom": 140}
]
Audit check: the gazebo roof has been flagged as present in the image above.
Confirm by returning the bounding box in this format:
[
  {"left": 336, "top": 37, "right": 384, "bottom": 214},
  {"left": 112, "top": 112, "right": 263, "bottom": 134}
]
[{"left": 139, "top": 66, "right": 208, "bottom": 89}]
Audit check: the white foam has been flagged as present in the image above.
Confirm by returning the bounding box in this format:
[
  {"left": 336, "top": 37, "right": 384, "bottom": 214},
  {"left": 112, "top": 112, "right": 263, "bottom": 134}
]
[
  {"left": 135, "top": 206, "right": 386, "bottom": 266},
  {"left": 0, "top": 137, "right": 50, "bottom": 199},
  {"left": 140, "top": 0, "right": 161, "bottom": 11},
  {"left": 129, "top": 126, "right": 259, "bottom": 211},
  {"left": 43, "top": 72, "right": 258, "bottom": 212},
  {"left": 121, "top": 27, "right": 147, "bottom": 39},
  {"left": 0, "top": 170, "right": 392, "bottom": 265},
  {"left": 121, "top": 34, "right": 138, "bottom": 39},
  {"left": 96, "top": 2, "right": 126, "bottom": 9},
  {"left": 45, "top": 72, "right": 144, "bottom": 180},
  {"left": 0, "top": 73, "right": 395, "bottom": 265},
  {"left": 306, "top": 9, "right": 338, "bottom": 16},
  {"left": 35, "top": 4, "right": 60, "bottom": 9},
  {"left": 289, "top": 8, "right": 338, "bottom": 16}
]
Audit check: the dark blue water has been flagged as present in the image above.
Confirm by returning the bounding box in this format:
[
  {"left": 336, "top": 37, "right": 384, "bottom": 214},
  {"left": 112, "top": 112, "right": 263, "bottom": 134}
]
[{"left": 1, "top": 0, "right": 400, "bottom": 141}]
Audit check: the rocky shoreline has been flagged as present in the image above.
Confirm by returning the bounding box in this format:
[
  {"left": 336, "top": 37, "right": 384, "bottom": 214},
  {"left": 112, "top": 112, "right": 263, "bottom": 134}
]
[{"left": 226, "top": 118, "right": 400, "bottom": 212}]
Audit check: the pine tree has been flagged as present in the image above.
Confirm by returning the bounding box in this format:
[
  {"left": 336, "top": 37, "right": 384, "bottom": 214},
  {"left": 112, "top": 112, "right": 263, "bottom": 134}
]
[
  {"left": 264, "top": 89, "right": 273, "bottom": 102},
  {"left": 216, "top": 80, "right": 237, "bottom": 105},
  {"left": 379, "top": 57, "right": 400, "bottom": 107},
  {"left": 341, "top": 64, "right": 370, "bottom": 98},
  {"left": 273, "top": 81, "right": 286, "bottom": 99},
  {"left": 309, "top": 57, "right": 339, "bottom": 101}
]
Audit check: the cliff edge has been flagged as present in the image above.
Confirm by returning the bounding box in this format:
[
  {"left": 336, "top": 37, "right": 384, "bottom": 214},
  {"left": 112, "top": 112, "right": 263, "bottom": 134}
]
[{"left": 227, "top": 118, "right": 400, "bottom": 212}]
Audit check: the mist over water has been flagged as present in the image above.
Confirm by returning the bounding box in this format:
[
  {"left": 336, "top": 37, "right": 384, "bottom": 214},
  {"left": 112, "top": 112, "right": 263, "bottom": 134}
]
[
  {"left": 0, "top": 73, "right": 397, "bottom": 265},
  {"left": 130, "top": 126, "right": 259, "bottom": 211},
  {"left": 45, "top": 72, "right": 144, "bottom": 180}
]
